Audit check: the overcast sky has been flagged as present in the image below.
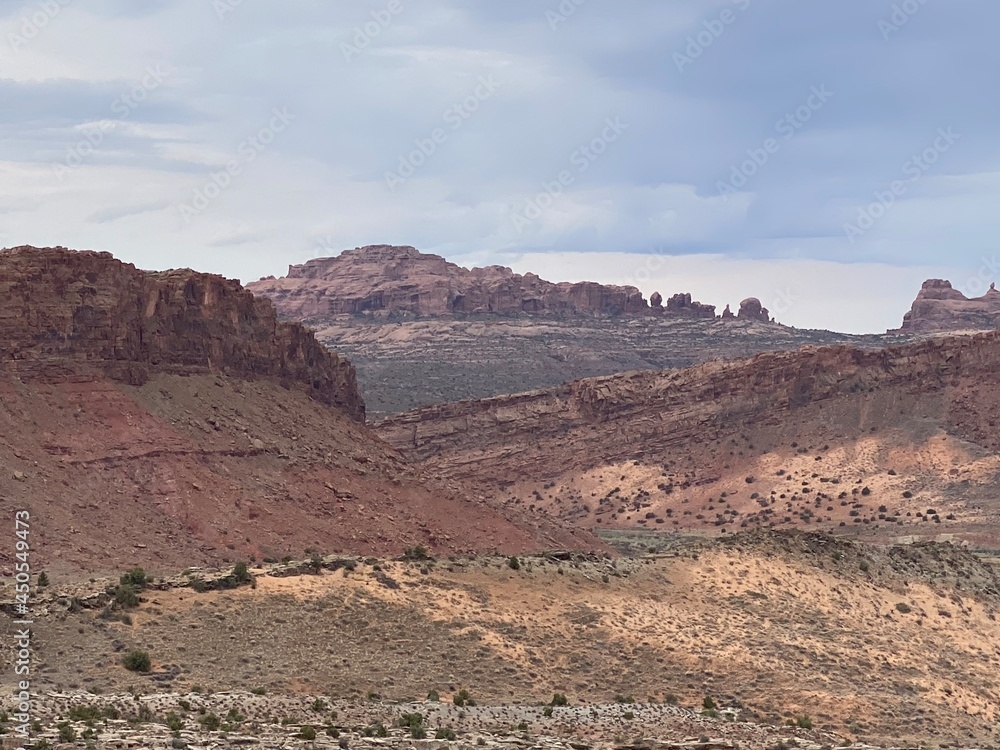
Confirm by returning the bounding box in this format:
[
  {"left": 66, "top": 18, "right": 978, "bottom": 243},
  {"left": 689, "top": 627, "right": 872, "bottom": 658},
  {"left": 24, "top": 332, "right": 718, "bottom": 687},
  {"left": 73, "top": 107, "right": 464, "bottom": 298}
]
[{"left": 1, "top": 0, "right": 997, "bottom": 333}]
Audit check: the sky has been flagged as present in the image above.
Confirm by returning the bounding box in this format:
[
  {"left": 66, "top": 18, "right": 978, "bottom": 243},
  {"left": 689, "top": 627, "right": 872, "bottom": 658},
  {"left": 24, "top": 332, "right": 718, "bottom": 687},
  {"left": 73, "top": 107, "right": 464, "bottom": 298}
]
[{"left": 1, "top": 0, "right": 997, "bottom": 333}]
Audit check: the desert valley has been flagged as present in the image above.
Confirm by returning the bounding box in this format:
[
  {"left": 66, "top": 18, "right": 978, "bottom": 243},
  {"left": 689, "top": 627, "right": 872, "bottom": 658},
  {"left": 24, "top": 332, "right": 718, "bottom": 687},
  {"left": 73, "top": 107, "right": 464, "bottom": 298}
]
[{"left": 3, "top": 244, "right": 1000, "bottom": 750}]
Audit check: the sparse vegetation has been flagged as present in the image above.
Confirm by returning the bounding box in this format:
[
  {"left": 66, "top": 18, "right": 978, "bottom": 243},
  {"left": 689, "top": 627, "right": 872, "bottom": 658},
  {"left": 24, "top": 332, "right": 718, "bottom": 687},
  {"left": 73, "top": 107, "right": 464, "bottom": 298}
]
[{"left": 122, "top": 650, "right": 152, "bottom": 673}]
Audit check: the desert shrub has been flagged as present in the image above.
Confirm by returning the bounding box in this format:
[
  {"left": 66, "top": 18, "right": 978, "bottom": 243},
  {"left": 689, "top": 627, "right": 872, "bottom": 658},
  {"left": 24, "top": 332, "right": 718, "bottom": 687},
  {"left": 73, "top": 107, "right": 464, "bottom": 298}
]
[
  {"left": 452, "top": 689, "right": 473, "bottom": 707},
  {"left": 198, "top": 714, "right": 220, "bottom": 731},
  {"left": 57, "top": 723, "right": 76, "bottom": 743},
  {"left": 37, "top": 572, "right": 49, "bottom": 588},
  {"left": 517, "top": 720, "right": 528, "bottom": 731},
  {"left": 664, "top": 693, "right": 679, "bottom": 705},
  {"left": 542, "top": 707, "right": 553, "bottom": 717},
  {"left": 550, "top": 693, "right": 568, "bottom": 706},
  {"left": 403, "top": 545, "right": 431, "bottom": 561},
  {"left": 326, "top": 726, "right": 340, "bottom": 738},
  {"left": 895, "top": 602, "right": 912, "bottom": 614},
  {"left": 311, "top": 698, "right": 326, "bottom": 712},
  {"left": 435, "top": 727, "right": 457, "bottom": 740},
  {"left": 615, "top": 694, "right": 635, "bottom": 704},
  {"left": 507, "top": 556, "right": 520, "bottom": 570},
  {"left": 123, "top": 650, "right": 151, "bottom": 673},
  {"left": 299, "top": 726, "right": 317, "bottom": 740},
  {"left": 164, "top": 713, "right": 183, "bottom": 732},
  {"left": 623, "top": 711, "right": 635, "bottom": 720},
  {"left": 114, "top": 584, "right": 141, "bottom": 609},
  {"left": 795, "top": 715, "right": 813, "bottom": 729},
  {"left": 120, "top": 567, "right": 149, "bottom": 590},
  {"left": 68, "top": 705, "right": 103, "bottom": 724},
  {"left": 859, "top": 560, "right": 870, "bottom": 573},
  {"left": 251, "top": 687, "right": 266, "bottom": 696}
]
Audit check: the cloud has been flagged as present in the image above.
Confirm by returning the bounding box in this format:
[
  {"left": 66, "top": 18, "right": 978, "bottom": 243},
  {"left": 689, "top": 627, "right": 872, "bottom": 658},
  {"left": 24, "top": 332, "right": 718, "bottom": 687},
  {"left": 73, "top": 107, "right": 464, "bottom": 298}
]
[{"left": 1, "top": 0, "right": 997, "bottom": 332}]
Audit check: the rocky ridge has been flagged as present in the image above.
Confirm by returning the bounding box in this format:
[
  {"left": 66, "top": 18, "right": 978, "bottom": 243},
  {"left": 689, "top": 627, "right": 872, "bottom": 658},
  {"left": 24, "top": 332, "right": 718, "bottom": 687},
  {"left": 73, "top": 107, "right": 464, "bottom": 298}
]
[
  {"left": 375, "top": 331, "right": 1000, "bottom": 546},
  {"left": 247, "top": 245, "right": 772, "bottom": 322},
  {"left": 0, "top": 245, "right": 365, "bottom": 421},
  {"left": 896, "top": 278, "right": 1000, "bottom": 333}
]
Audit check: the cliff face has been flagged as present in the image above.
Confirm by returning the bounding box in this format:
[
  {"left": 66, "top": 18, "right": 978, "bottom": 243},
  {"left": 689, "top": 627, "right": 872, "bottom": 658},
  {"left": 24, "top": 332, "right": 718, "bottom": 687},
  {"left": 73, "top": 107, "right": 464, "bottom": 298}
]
[
  {"left": 247, "top": 245, "right": 732, "bottom": 320},
  {"left": 896, "top": 279, "right": 1000, "bottom": 333},
  {"left": 0, "top": 246, "right": 365, "bottom": 421}
]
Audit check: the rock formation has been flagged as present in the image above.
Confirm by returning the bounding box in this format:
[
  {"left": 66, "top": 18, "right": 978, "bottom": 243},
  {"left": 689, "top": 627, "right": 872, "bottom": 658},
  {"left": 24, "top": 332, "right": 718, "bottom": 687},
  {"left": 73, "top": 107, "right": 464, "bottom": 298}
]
[
  {"left": 247, "top": 245, "right": 738, "bottom": 322},
  {"left": 896, "top": 279, "right": 1000, "bottom": 333},
  {"left": 738, "top": 297, "right": 771, "bottom": 323},
  {"left": 664, "top": 292, "right": 716, "bottom": 318},
  {"left": 0, "top": 245, "right": 365, "bottom": 421}
]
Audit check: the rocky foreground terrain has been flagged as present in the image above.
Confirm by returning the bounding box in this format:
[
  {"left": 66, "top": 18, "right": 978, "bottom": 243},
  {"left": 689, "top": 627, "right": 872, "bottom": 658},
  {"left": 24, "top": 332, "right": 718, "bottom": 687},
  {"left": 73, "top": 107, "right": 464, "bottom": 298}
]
[
  {"left": 0, "top": 247, "right": 597, "bottom": 577},
  {"left": 3, "top": 531, "right": 1000, "bottom": 748},
  {"left": 378, "top": 331, "right": 1000, "bottom": 548}
]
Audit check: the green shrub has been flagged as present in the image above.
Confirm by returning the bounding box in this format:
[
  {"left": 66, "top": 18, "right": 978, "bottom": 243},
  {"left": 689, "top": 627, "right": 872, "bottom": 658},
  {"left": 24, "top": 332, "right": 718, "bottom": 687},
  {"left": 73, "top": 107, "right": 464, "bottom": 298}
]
[
  {"left": 299, "top": 726, "right": 317, "bottom": 740},
  {"left": 859, "top": 560, "right": 870, "bottom": 573},
  {"left": 543, "top": 706, "right": 553, "bottom": 717},
  {"left": 37, "top": 572, "right": 49, "bottom": 588},
  {"left": 120, "top": 567, "right": 149, "bottom": 590},
  {"left": 508, "top": 556, "right": 520, "bottom": 570},
  {"left": 114, "top": 584, "right": 141, "bottom": 609},
  {"left": 311, "top": 698, "right": 326, "bottom": 712},
  {"left": 177, "top": 700, "right": 191, "bottom": 711},
  {"left": 702, "top": 696, "right": 717, "bottom": 710},
  {"left": 233, "top": 561, "right": 252, "bottom": 583},
  {"left": 123, "top": 650, "right": 151, "bottom": 673},
  {"left": 251, "top": 687, "right": 266, "bottom": 696},
  {"left": 623, "top": 711, "right": 635, "bottom": 720},
  {"left": 164, "top": 713, "right": 183, "bottom": 732},
  {"left": 664, "top": 693, "right": 678, "bottom": 705},
  {"left": 435, "top": 727, "right": 457, "bottom": 740},
  {"left": 57, "top": 722, "right": 76, "bottom": 743},
  {"left": 426, "top": 689, "right": 440, "bottom": 702},
  {"left": 403, "top": 545, "right": 431, "bottom": 561},
  {"left": 895, "top": 602, "right": 912, "bottom": 614},
  {"left": 198, "top": 714, "right": 220, "bottom": 731},
  {"left": 453, "top": 689, "right": 472, "bottom": 707},
  {"left": 795, "top": 715, "right": 813, "bottom": 729},
  {"left": 614, "top": 694, "right": 634, "bottom": 704},
  {"left": 362, "top": 722, "right": 388, "bottom": 738},
  {"left": 550, "top": 693, "right": 568, "bottom": 706}
]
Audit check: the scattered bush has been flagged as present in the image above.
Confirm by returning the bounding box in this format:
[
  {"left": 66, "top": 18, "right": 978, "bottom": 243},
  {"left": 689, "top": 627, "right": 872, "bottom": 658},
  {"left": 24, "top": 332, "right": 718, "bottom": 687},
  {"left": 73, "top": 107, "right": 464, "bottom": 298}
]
[
  {"left": 251, "top": 687, "right": 267, "bottom": 696},
  {"left": 198, "top": 714, "right": 220, "bottom": 731},
  {"left": 114, "top": 584, "right": 141, "bottom": 609},
  {"left": 452, "top": 689, "right": 473, "bottom": 707},
  {"left": 542, "top": 707, "right": 553, "bottom": 717},
  {"left": 550, "top": 693, "right": 568, "bottom": 706},
  {"left": 57, "top": 722, "right": 76, "bottom": 743},
  {"left": 120, "top": 567, "right": 149, "bottom": 590},
  {"left": 703, "top": 696, "right": 717, "bottom": 711},
  {"left": 435, "top": 727, "right": 457, "bottom": 740},
  {"left": 403, "top": 545, "right": 431, "bottom": 561},
  {"left": 123, "top": 650, "right": 151, "bottom": 673},
  {"left": 623, "top": 711, "right": 635, "bottom": 720},
  {"left": 164, "top": 713, "right": 183, "bottom": 732},
  {"left": 895, "top": 602, "right": 912, "bottom": 614},
  {"left": 507, "top": 556, "right": 520, "bottom": 571},
  {"left": 614, "top": 694, "right": 635, "bottom": 704},
  {"left": 299, "top": 725, "right": 317, "bottom": 740},
  {"left": 37, "top": 572, "right": 49, "bottom": 588}
]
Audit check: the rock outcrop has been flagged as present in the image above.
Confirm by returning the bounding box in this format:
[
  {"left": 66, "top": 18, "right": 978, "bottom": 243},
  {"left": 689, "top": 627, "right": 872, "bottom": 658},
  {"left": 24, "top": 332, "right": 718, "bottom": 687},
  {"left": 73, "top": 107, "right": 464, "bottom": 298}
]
[
  {"left": 896, "top": 279, "right": 1000, "bottom": 333},
  {"left": 248, "top": 245, "right": 740, "bottom": 322},
  {"left": 0, "top": 245, "right": 365, "bottom": 421},
  {"left": 738, "top": 297, "right": 771, "bottom": 323}
]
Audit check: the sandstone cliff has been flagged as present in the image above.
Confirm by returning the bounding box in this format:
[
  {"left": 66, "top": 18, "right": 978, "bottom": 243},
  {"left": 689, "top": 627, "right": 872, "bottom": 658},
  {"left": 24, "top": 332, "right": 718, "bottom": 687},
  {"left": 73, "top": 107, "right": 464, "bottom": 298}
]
[
  {"left": 247, "top": 245, "right": 751, "bottom": 321},
  {"left": 895, "top": 279, "right": 1000, "bottom": 333},
  {"left": 0, "top": 245, "right": 365, "bottom": 421}
]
